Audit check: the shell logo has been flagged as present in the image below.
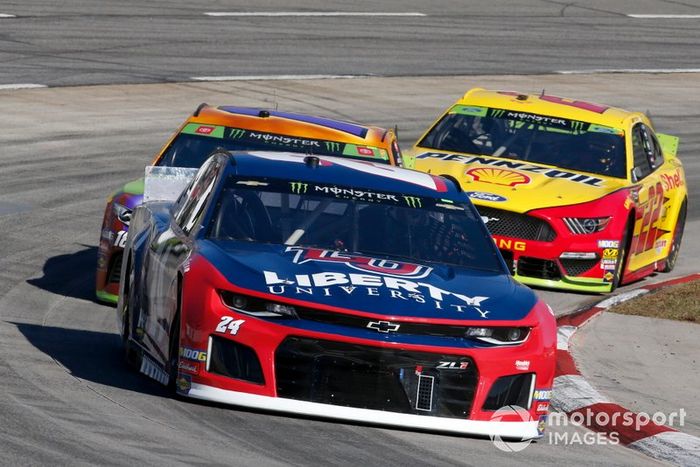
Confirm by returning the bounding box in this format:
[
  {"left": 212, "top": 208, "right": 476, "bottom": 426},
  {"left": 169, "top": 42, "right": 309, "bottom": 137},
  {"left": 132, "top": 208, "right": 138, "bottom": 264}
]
[{"left": 466, "top": 167, "right": 531, "bottom": 187}]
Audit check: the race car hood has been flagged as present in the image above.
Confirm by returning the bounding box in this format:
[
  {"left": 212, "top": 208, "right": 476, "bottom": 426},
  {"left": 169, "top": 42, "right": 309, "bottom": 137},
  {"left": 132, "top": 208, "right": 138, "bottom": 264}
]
[
  {"left": 412, "top": 150, "right": 628, "bottom": 213},
  {"left": 200, "top": 240, "right": 537, "bottom": 322}
]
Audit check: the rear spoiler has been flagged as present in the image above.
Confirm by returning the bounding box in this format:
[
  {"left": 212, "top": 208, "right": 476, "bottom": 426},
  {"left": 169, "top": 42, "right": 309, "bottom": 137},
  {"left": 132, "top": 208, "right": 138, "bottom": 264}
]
[
  {"left": 143, "top": 166, "right": 199, "bottom": 203},
  {"left": 656, "top": 133, "right": 679, "bottom": 158}
]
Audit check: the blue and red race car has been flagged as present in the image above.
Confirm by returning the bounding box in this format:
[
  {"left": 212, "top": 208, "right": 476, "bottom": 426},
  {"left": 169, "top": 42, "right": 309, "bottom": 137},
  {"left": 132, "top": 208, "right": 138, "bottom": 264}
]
[{"left": 118, "top": 151, "right": 555, "bottom": 438}]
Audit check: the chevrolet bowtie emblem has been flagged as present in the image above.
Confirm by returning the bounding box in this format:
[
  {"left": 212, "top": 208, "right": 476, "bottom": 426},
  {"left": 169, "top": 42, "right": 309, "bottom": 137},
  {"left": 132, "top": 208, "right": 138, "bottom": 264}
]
[{"left": 367, "top": 320, "right": 400, "bottom": 333}]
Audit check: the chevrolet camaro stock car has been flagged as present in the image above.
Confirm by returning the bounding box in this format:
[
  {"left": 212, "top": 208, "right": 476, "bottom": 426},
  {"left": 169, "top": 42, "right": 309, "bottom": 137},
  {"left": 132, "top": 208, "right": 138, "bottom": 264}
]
[
  {"left": 117, "top": 151, "right": 556, "bottom": 438},
  {"left": 96, "top": 105, "right": 403, "bottom": 303},
  {"left": 409, "top": 89, "right": 687, "bottom": 293}
]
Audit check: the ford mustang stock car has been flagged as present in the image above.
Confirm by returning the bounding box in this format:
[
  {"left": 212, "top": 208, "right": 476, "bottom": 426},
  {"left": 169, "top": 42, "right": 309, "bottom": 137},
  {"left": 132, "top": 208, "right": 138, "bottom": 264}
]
[
  {"left": 409, "top": 89, "right": 687, "bottom": 293},
  {"left": 117, "top": 150, "right": 556, "bottom": 438},
  {"left": 97, "top": 105, "right": 403, "bottom": 303}
]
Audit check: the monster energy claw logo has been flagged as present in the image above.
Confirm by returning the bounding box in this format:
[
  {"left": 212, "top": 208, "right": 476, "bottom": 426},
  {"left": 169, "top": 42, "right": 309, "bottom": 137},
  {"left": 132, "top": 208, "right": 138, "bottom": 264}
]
[
  {"left": 491, "top": 109, "right": 506, "bottom": 118},
  {"left": 324, "top": 141, "right": 341, "bottom": 152},
  {"left": 229, "top": 128, "right": 246, "bottom": 139},
  {"left": 403, "top": 196, "right": 422, "bottom": 208},
  {"left": 290, "top": 182, "right": 309, "bottom": 194}
]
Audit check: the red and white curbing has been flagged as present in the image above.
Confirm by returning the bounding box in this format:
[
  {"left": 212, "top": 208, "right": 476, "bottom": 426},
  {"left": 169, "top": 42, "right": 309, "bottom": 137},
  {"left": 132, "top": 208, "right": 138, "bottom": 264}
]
[{"left": 552, "top": 273, "right": 700, "bottom": 466}]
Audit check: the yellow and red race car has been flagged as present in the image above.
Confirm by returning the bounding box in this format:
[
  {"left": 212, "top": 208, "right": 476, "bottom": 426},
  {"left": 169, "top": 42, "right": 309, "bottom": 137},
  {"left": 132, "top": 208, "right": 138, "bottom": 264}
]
[{"left": 408, "top": 88, "right": 687, "bottom": 293}]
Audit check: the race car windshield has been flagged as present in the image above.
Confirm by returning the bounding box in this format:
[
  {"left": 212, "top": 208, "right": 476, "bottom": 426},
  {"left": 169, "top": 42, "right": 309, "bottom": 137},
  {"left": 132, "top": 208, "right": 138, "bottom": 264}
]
[
  {"left": 207, "top": 177, "right": 505, "bottom": 273},
  {"left": 418, "top": 106, "right": 627, "bottom": 178},
  {"left": 158, "top": 123, "right": 390, "bottom": 167}
]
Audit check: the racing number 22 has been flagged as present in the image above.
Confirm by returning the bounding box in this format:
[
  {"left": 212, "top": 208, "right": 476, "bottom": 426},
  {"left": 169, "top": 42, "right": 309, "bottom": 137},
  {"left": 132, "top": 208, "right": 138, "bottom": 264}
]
[{"left": 633, "top": 182, "right": 664, "bottom": 255}]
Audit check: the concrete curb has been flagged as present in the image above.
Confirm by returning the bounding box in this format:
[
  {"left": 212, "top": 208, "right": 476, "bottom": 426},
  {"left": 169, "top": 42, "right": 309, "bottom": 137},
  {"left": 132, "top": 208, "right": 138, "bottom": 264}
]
[{"left": 552, "top": 273, "right": 700, "bottom": 466}]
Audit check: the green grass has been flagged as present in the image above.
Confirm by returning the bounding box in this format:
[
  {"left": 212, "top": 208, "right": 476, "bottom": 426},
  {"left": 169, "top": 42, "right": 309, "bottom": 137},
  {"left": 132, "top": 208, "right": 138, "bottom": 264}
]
[{"left": 608, "top": 280, "right": 700, "bottom": 323}]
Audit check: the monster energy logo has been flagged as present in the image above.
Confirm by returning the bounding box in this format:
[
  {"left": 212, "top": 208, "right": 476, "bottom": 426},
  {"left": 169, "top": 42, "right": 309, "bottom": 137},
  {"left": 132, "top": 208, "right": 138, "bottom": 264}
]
[
  {"left": 324, "top": 141, "right": 341, "bottom": 152},
  {"left": 403, "top": 196, "right": 422, "bottom": 208},
  {"left": 229, "top": 128, "right": 246, "bottom": 139},
  {"left": 289, "top": 182, "right": 308, "bottom": 194},
  {"left": 571, "top": 121, "right": 585, "bottom": 132},
  {"left": 491, "top": 109, "right": 506, "bottom": 118}
]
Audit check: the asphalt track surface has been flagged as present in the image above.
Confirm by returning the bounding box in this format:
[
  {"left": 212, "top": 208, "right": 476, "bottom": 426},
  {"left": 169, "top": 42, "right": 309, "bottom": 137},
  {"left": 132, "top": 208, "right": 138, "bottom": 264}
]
[
  {"left": 2, "top": 0, "right": 700, "bottom": 86},
  {"left": 1, "top": 2, "right": 699, "bottom": 466}
]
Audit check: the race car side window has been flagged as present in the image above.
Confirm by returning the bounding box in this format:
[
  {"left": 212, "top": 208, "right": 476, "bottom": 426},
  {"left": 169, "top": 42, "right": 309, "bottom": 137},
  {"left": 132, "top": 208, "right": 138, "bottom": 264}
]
[
  {"left": 174, "top": 157, "right": 221, "bottom": 235},
  {"left": 645, "top": 126, "right": 663, "bottom": 170},
  {"left": 631, "top": 123, "right": 653, "bottom": 181}
]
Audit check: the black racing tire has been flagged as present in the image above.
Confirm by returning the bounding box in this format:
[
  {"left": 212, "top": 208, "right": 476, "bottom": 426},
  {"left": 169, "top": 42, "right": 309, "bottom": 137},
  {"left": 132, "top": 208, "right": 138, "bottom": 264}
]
[
  {"left": 611, "top": 217, "right": 633, "bottom": 292},
  {"left": 662, "top": 199, "right": 687, "bottom": 273},
  {"left": 167, "top": 279, "right": 182, "bottom": 390},
  {"left": 122, "top": 256, "right": 142, "bottom": 370}
]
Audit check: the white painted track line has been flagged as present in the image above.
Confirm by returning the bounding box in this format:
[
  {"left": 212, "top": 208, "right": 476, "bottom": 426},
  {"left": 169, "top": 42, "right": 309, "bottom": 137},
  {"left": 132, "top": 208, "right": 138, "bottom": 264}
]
[
  {"left": 204, "top": 12, "right": 426, "bottom": 17},
  {"left": 628, "top": 14, "right": 700, "bottom": 19},
  {"left": 191, "top": 74, "right": 368, "bottom": 81},
  {"left": 0, "top": 14, "right": 17, "bottom": 18},
  {"left": 0, "top": 84, "right": 47, "bottom": 90},
  {"left": 557, "top": 68, "right": 700, "bottom": 75}
]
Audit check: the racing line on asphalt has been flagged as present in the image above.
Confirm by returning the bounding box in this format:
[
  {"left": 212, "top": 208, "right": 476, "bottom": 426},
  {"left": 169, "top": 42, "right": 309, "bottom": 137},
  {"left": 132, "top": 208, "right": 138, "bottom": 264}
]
[{"left": 553, "top": 273, "right": 700, "bottom": 466}]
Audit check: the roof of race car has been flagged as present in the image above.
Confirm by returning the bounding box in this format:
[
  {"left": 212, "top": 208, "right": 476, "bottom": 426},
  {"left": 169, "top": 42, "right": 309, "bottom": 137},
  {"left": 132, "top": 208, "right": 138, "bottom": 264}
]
[
  {"left": 225, "top": 151, "right": 457, "bottom": 198},
  {"left": 458, "top": 88, "right": 645, "bottom": 128},
  {"left": 189, "top": 105, "right": 391, "bottom": 146}
]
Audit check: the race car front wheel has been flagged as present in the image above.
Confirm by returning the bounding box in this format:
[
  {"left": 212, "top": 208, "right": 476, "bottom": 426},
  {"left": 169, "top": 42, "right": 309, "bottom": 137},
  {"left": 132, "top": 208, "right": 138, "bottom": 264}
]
[
  {"left": 611, "top": 218, "right": 633, "bottom": 291},
  {"left": 662, "top": 199, "right": 687, "bottom": 273},
  {"left": 122, "top": 255, "right": 142, "bottom": 370}
]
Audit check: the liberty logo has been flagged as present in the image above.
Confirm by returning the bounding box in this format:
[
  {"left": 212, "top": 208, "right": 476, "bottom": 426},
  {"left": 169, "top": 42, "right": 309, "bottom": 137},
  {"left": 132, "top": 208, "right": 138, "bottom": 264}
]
[
  {"left": 324, "top": 141, "right": 341, "bottom": 152},
  {"left": 289, "top": 182, "right": 308, "bottom": 194},
  {"left": 402, "top": 196, "right": 422, "bottom": 208},
  {"left": 229, "top": 128, "right": 246, "bottom": 139}
]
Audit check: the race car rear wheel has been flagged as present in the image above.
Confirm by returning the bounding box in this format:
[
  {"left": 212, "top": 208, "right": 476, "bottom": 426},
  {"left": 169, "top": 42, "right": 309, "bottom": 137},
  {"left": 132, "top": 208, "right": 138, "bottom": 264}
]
[
  {"left": 611, "top": 217, "right": 633, "bottom": 291},
  {"left": 662, "top": 199, "right": 687, "bottom": 273}
]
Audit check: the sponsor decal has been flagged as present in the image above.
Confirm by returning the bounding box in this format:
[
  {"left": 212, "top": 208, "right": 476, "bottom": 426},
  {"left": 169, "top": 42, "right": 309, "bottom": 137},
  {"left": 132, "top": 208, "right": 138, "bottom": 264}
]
[
  {"left": 176, "top": 373, "right": 192, "bottom": 394},
  {"left": 436, "top": 361, "right": 470, "bottom": 370},
  {"left": 536, "top": 403, "right": 549, "bottom": 413},
  {"left": 602, "top": 248, "right": 618, "bottom": 260},
  {"left": 466, "top": 191, "right": 508, "bottom": 202},
  {"left": 603, "top": 271, "right": 614, "bottom": 282},
  {"left": 178, "top": 361, "right": 199, "bottom": 374},
  {"left": 357, "top": 146, "right": 374, "bottom": 156},
  {"left": 263, "top": 248, "right": 492, "bottom": 318},
  {"left": 402, "top": 195, "right": 422, "bottom": 208},
  {"left": 418, "top": 152, "right": 605, "bottom": 187},
  {"left": 314, "top": 185, "right": 402, "bottom": 202},
  {"left": 196, "top": 125, "right": 214, "bottom": 135},
  {"left": 249, "top": 131, "right": 321, "bottom": 148},
  {"left": 597, "top": 240, "right": 619, "bottom": 249},
  {"left": 515, "top": 360, "right": 530, "bottom": 371},
  {"left": 180, "top": 347, "right": 207, "bottom": 362},
  {"left": 215, "top": 316, "right": 245, "bottom": 335},
  {"left": 229, "top": 128, "right": 245, "bottom": 139},
  {"left": 537, "top": 415, "right": 547, "bottom": 436},
  {"left": 660, "top": 169, "right": 684, "bottom": 191},
  {"left": 655, "top": 239, "right": 667, "bottom": 253},
  {"left": 466, "top": 167, "right": 531, "bottom": 187},
  {"left": 495, "top": 238, "right": 527, "bottom": 252},
  {"left": 285, "top": 247, "right": 433, "bottom": 279},
  {"left": 366, "top": 320, "right": 400, "bottom": 333},
  {"left": 600, "top": 259, "right": 617, "bottom": 270},
  {"left": 289, "top": 182, "right": 308, "bottom": 194},
  {"left": 533, "top": 389, "right": 552, "bottom": 401},
  {"left": 324, "top": 141, "right": 341, "bottom": 152}
]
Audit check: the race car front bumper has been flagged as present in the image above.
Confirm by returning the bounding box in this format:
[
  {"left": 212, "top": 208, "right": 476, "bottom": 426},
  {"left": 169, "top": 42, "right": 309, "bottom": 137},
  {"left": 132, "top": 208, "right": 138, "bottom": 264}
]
[{"left": 187, "top": 382, "right": 541, "bottom": 439}]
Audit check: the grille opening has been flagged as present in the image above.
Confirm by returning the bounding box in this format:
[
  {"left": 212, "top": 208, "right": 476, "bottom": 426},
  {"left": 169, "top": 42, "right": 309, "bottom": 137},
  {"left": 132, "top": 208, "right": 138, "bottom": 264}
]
[
  {"left": 108, "top": 252, "right": 123, "bottom": 284},
  {"left": 499, "top": 249, "right": 515, "bottom": 275},
  {"left": 517, "top": 257, "right": 562, "bottom": 280},
  {"left": 275, "top": 337, "right": 477, "bottom": 418},
  {"left": 208, "top": 335, "right": 264, "bottom": 384},
  {"left": 483, "top": 373, "right": 535, "bottom": 410},
  {"left": 560, "top": 258, "right": 599, "bottom": 276},
  {"left": 477, "top": 206, "right": 556, "bottom": 242}
]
